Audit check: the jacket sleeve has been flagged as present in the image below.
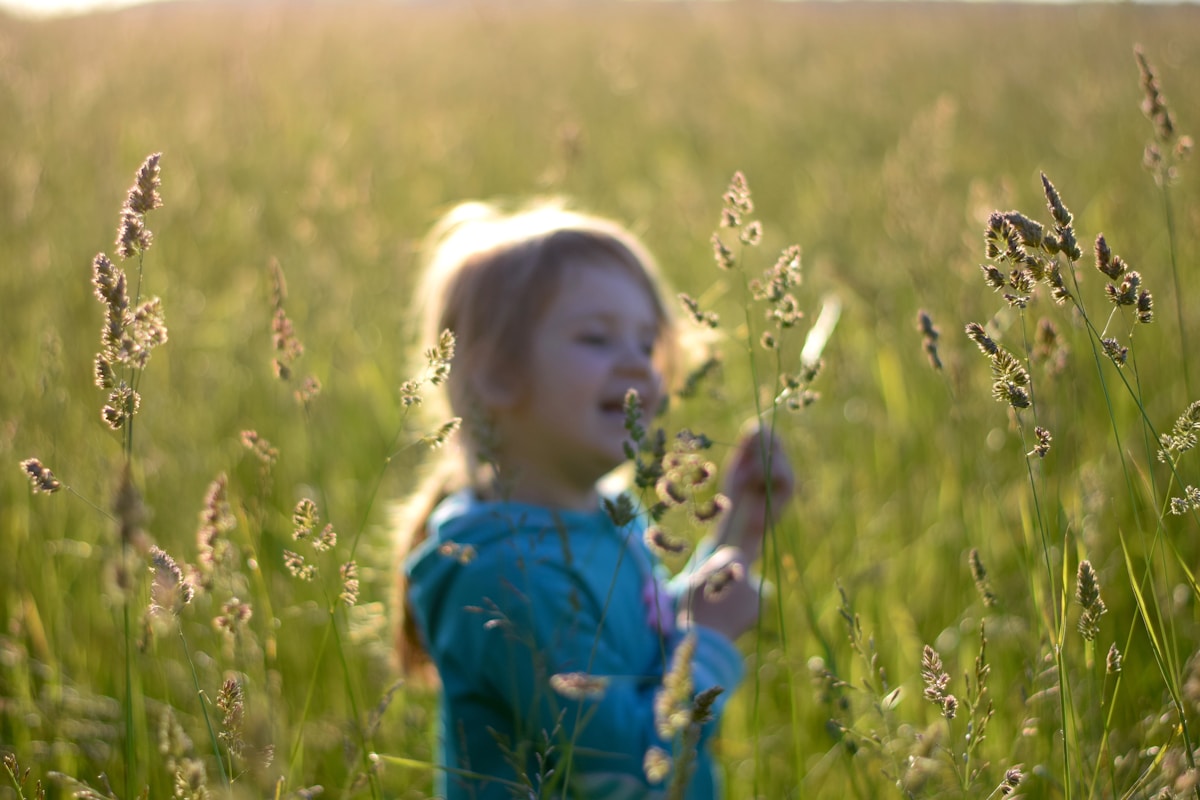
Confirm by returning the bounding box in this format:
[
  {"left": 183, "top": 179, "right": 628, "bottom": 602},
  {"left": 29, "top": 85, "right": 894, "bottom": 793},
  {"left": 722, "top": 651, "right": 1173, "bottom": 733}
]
[{"left": 431, "top": 547, "right": 744, "bottom": 795}]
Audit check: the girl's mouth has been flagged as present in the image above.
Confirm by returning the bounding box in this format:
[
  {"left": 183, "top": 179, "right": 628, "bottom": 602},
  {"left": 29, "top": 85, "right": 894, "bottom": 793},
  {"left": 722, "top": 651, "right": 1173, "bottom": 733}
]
[{"left": 599, "top": 399, "right": 625, "bottom": 415}]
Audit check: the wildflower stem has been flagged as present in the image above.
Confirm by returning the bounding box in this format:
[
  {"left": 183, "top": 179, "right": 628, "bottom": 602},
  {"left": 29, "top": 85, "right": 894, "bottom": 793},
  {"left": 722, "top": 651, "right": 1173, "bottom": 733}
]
[
  {"left": 1063, "top": 258, "right": 1200, "bottom": 787},
  {"left": 123, "top": 590, "right": 136, "bottom": 800},
  {"left": 63, "top": 485, "right": 117, "bottom": 523},
  {"left": 733, "top": 251, "right": 771, "bottom": 799},
  {"left": 329, "top": 608, "right": 382, "bottom": 800},
  {"left": 376, "top": 754, "right": 530, "bottom": 792},
  {"left": 177, "top": 622, "right": 231, "bottom": 790},
  {"left": 287, "top": 617, "right": 333, "bottom": 787}
]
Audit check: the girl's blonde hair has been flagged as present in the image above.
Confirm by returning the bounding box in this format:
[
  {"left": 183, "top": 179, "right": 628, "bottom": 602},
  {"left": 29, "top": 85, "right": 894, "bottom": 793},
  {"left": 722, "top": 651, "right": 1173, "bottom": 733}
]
[{"left": 394, "top": 199, "right": 678, "bottom": 676}]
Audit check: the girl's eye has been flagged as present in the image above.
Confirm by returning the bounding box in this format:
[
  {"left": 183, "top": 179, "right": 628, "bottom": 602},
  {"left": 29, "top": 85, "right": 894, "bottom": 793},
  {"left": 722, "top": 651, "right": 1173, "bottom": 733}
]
[{"left": 577, "top": 333, "right": 609, "bottom": 347}]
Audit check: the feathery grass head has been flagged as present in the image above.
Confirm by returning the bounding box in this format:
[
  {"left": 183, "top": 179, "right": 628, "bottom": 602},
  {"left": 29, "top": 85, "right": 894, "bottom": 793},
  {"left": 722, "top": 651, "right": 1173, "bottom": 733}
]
[
  {"left": 999, "top": 766, "right": 1024, "bottom": 796},
  {"left": 283, "top": 550, "right": 315, "bottom": 581},
  {"left": 91, "top": 252, "right": 126, "bottom": 310},
  {"left": 968, "top": 548, "right": 998, "bottom": 607},
  {"left": 148, "top": 545, "right": 195, "bottom": 619},
  {"left": 196, "top": 473, "right": 235, "bottom": 580},
  {"left": 702, "top": 557, "right": 743, "bottom": 600},
  {"left": 339, "top": 560, "right": 360, "bottom": 606},
  {"left": 214, "top": 597, "right": 252, "bottom": 637},
  {"left": 1029, "top": 426, "right": 1052, "bottom": 459},
  {"left": 113, "top": 153, "right": 163, "bottom": 259},
  {"left": 988, "top": 347, "right": 1031, "bottom": 410},
  {"left": 678, "top": 292, "right": 719, "bottom": 329},
  {"left": 721, "top": 171, "right": 754, "bottom": 226},
  {"left": 1101, "top": 337, "right": 1129, "bottom": 368},
  {"left": 1135, "top": 47, "right": 1173, "bottom": 139},
  {"left": 643, "top": 746, "right": 672, "bottom": 785},
  {"left": 1168, "top": 486, "right": 1200, "bottom": 516},
  {"left": 125, "top": 152, "right": 163, "bottom": 215},
  {"left": 965, "top": 322, "right": 998, "bottom": 357},
  {"left": 421, "top": 417, "right": 462, "bottom": 449},
  {"left": 711, "top": 232, "right": 735, "bottom": 270},
  {"left": 115, "top": 207, "right": 153, "bottom": 260},
  {"left": 1107, "top": 644, "right": 1123, "bottom": 675},
  {"left": 20, "top": 457, "right": 62, "bottom": 494},
  {"left": 1075, "top": 559, "right": 1107, "bottom": 641},
  {"left": 655, "top": 632, "right": 696, "bottom": 738},
  {"left": 216, "top": 677, "right": 245, "bottom": 757},
  {"left": 921, "top": 645, "right": 956, "bottom": 719},
  {"left": 1040, "top": 173, "right": 1082, "bottom": 261},
  {"left": 1158, "top": 400, "right": 1200, "bottom": 462},
  {"left": 644, "top": 525, "right": 691, "bottom": 557},
  {"left": 269, "top": 260, "right": 305, "bottom": 381},
  {"left": 549, "top": 672, "right": 610, "bottom": 700},
  {"left": 292, "top": 498, "right": 319, "bottom": 540}
]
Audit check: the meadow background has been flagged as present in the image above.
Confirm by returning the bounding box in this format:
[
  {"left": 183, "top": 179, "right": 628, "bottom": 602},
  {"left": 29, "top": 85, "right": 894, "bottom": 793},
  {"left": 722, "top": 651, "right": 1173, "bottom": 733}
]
[{"left": 3, "top": 1, "right": 1200, "bottom": 797}]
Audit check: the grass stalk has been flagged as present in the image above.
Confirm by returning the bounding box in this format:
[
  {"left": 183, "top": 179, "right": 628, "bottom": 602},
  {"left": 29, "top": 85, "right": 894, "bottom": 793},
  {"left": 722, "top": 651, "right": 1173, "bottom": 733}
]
[{"left": 177, "top": 622, "right": 232, "bottom": 790}]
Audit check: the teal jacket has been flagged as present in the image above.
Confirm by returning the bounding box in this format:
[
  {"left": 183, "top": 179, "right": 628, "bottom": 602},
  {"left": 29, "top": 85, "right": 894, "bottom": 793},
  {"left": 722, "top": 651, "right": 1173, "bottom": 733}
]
[{"left": 404, "top": 490, "right": 745, "bottom": 799}]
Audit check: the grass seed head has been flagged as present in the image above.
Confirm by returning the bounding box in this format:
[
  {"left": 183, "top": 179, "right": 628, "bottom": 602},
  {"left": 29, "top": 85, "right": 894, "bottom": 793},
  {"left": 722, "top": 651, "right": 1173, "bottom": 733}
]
[
  {"left": 20, "top": 457, "right": 62, "bottom": 494},
  {"left": 603, "top": 493, "right": 638, "bottom": 528},
  {"left": 968, "top": 548, "right": 998, "bottom": 607},
  {"left": 125, "top": 152, "right": 163, "bottom": 215},
  {"left": 1075, "top": 559, "right": 1107, "bottom": 641},
  {"left": 1137, "top": 289, "right": 1155, "bottom": 324},
  {"left": 1000, "top": 766, "right": 1025, "bottom": 795},
  {"left": 644, "top": 525, "right": 691, "bottom": 557},
  {"left": 340, "top": 560, "right": 360, "bottom": 606},
  {"left": 1094, "top": 234, "right": 1122, "bottom": 280},
  {"left": 102, "top": 386, "right": 141, "bottom": 430},
  {"left": 702, "top": 555, "right": 743, "bottom": 600},
  {"left": 1106, "top": 644, "right": 1123, "bottom": 675},
  {"left": 421, "top": 417, "right": 462, "bottom": 449},
  {"left": 292, "top": 498, "right": 319, "bottom": 540},
  {"left": 214, "top": 597, "right": 252, "bottom": 637},
  {"left": 917, "top": 310, "right": 943, "bottom": 370},
  {"left": 655, "top": 632, "right": 696, "bottom": 738},
  {"left": 1101, "top": 338, "right": 1129, "bottom": 368},
  {"left": 965, "top": 322, "right": 999, "bottom": 357},
  {"left": 1135, "top": 45, "right": 1177, "bottom": 146},
  {"left": 550, "top": 672, "right": 610, "bottom": 700},
  {"left": 643, "top": 746, "right": 672, "bottom": 785},
  {"left": 196, "top": 473, "right": 235, "bottom": 578},
  {"left": 216, "top": 676, "right": 245, "bottom": 755},
  {"left": 115, "top": 207, "right": 153, "bottom": 260},
  {"left": 739, "top": 220, "right": 763, "bottom": 247},
  {"left": 240, "top": 430, "right": 279, "bottom": 466},
  {"left": 283, "top": 550, "right": 315, "bottom": 581},
  {"left": 678, "top": 292, "right": 719, "bottom": 329},
  {"left": 1029, "top": 426, "right": 1052, "bottom": 458},
  {"left": 312, "top": 524, "right": 337, "bottom": 552},
  {"left": 980, "top": 263, "right": 1006, "bottom": 291},
  {"left": 148, "top": 545, "right": 194, "bottom": 618},
  {"left": 1040, "top": 173, "right": 1073, "bottom": 230},
  {"left": 91, "top": 252, "right": 126, "bottom": 308},
  {"left": 711, "top": 232, "right": 735, "bottom": 270}
]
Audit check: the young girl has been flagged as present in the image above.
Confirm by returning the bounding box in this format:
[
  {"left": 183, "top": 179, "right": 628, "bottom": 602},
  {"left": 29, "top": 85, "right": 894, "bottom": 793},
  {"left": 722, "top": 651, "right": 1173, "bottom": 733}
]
[{"left": 396, "top": 200, "right": 794, "bottom": 799}]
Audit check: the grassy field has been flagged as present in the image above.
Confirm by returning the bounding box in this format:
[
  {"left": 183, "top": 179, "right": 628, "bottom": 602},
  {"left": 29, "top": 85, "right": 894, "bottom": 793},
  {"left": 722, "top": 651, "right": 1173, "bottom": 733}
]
[{"left": 3, "top": 1, "right": 1200, "bottom": 797}]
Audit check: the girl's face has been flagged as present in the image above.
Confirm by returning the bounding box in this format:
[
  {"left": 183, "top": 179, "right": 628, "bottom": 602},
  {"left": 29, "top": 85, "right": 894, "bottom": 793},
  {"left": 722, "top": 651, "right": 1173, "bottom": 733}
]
[{"left": 487, "top": 258, "right": 664, "bottom": 510}]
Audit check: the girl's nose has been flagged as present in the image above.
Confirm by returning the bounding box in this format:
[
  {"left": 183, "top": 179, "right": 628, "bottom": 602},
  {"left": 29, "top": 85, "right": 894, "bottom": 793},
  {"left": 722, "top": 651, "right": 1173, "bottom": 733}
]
[{"left": 616, "top": 338, "right": 654, "bottom": 375}]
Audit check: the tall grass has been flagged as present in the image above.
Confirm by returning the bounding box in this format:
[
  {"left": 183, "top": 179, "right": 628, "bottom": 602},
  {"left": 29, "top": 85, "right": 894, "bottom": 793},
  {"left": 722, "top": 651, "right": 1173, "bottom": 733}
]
[{"left": 2, "top": 2, "right": 1200, "bottom": 798}]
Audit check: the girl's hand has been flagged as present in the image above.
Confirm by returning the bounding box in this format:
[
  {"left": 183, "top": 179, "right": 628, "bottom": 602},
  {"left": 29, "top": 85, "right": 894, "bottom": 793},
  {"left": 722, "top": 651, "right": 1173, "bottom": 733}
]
[
  {"left": 716, "top": 423, "right": 796, "bottom": 562},
  {"left": 677, "top": 546, "right": 761, "bottom": 641}
]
